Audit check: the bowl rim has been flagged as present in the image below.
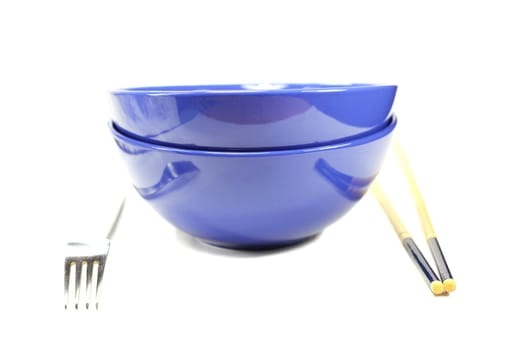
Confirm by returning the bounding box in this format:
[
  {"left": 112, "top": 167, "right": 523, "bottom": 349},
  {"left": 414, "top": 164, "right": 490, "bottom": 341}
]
[
  {"left": 110, "top": 115, "right": 397, "bottom": 157},
  {"left": 111, "top": 83, "right": 397, "bottom": 97}
]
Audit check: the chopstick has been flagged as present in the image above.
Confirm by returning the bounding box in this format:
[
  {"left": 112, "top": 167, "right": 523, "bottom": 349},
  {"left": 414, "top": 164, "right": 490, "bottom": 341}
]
[
  {"left": 393, "top": 139, "right": 456, "bottom": 293},
  {"left": 371, "top": 183, "right": 444, "bottom": 295}
]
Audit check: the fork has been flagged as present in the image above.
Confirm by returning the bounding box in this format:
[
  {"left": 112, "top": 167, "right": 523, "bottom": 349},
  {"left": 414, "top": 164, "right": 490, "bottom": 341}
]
[{"left": 64, "top": 198, "right": 126, "bottom": 310}]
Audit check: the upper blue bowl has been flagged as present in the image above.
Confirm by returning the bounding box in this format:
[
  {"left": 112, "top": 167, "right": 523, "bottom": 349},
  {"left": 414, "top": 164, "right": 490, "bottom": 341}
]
[{"left": 110, "top": 83, "right": 397, "bottom": 150}]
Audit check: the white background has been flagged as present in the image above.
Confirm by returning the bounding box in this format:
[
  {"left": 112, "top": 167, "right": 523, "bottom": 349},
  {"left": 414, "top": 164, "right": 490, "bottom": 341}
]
[{"left": 1, "top": 0, "right": 524, "bottom": 348}]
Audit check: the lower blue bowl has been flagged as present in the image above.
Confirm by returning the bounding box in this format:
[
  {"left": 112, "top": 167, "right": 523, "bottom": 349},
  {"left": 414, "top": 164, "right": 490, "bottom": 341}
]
[{"left": 110, "top": 116, "right": 397, "bottom": 250}]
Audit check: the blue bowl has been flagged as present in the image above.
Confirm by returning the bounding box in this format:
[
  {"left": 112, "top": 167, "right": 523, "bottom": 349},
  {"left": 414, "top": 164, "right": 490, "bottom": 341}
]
[
  {"left": 109, "top": 115, "right": 397, "bottom": 250},
  {"left": 111, "top": 83, "right": 397, "bottom": 150}
]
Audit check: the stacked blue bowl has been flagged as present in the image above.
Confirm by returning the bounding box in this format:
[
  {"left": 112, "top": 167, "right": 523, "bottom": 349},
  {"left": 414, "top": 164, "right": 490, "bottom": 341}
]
[{"left": 109, "top": 83, "right": 397, "bottom": 250}]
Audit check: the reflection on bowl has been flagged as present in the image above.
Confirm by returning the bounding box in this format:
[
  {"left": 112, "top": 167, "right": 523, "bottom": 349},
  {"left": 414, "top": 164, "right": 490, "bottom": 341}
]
[
  {"left": 315, "top": 158, "right": 375, "bottom": 201},
  {"left": 135, "top": 161, "right": 199, "bottom": 200}
]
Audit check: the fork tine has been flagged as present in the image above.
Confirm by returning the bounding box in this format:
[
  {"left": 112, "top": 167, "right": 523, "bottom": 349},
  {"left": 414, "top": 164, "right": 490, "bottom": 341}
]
[
  {"left": 95, "top": 256, "right": 108, "bottom": 309},
  {"left": 64, "top": 260, "right": 71, "bottom": 310},
  {"left": 86, "top": 260, "right": 94, "bottom": 310},
  {"left": 74, "top": 261, "right": 82, "bottom": 310}
]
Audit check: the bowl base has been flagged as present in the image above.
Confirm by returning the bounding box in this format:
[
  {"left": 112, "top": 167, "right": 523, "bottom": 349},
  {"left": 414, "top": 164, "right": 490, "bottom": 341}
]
[{"left": 197, "top": 233, "right": 321, "bottom": 252}]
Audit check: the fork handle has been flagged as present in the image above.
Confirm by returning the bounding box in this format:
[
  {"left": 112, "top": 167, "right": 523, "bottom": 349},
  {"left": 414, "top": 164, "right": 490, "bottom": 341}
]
[{"left": 106, "top": 198, "right": 126, "bottom": 240}]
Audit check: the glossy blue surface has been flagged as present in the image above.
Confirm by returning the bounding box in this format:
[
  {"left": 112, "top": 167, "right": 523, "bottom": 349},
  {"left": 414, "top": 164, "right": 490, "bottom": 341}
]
[
  {"left": 111, "top": 83, "right": 397, "bottom": 150},
  {"left": 109, "top": 116, "right": 397, "bottom": 250}
]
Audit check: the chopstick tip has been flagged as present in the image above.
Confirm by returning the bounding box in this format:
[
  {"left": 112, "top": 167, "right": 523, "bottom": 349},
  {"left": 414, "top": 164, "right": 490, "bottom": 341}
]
[
  {"left": 430, "top": 281, "right": 444, "bottom": 295},
  {"left": 443, "top": 278, "right": 456, "bottom": 293}
]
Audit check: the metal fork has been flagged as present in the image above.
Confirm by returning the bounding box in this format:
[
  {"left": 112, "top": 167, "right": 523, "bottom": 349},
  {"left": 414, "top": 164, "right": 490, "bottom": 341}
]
[{"left": 64, "top": 199, "right": 126, "bottom": 310}]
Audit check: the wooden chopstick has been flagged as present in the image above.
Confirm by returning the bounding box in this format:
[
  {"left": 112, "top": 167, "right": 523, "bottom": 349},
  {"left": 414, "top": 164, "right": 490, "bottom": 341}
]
[
  {"left": 393, "top": 139, "right": 456, "bottom": 292},
  {"left": 371, "top": 183, "right": 444, "bottom": 295}
]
